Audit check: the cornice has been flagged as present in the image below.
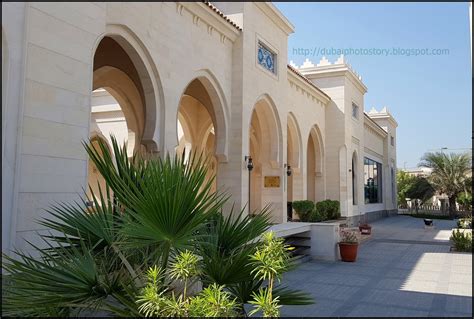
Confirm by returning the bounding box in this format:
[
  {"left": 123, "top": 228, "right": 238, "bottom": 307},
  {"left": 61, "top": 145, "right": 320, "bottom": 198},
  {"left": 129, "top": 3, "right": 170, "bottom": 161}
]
[
  {"left": 287, "top": 66, "right": 330, "bottom": 105},
  {"left": 254, "top": 2, "right": 295, "bottom": 35},
  {"left": 300, "top": 65, "right": 368, "bottom": 94},
  {"left": 179, "top": 2, "right": 241, "bottom": 44},
  {"left": 364, "top": 114, "right": 387, "bottom": 138}
]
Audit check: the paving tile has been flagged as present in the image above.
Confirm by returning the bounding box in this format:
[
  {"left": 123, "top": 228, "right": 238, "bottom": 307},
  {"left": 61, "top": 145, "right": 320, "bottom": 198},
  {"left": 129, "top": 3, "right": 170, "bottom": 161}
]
[
  {"left": 346, "top": 303, "right": 429, "bottom": 317},
  {"left": 361, "top": 289, "right": 435, "bottom": 310},
  {"left": 444, "top": 295, "right": 473, "bottom": 314},
  {"left": 280, "top": 298, "right": 344, "bottom": 317},
  {"left": 447, "top": 283, "right": 472, "bottom": 297},
  {"left": 276, "top": 216, "right": 471, "bottom": 317}
]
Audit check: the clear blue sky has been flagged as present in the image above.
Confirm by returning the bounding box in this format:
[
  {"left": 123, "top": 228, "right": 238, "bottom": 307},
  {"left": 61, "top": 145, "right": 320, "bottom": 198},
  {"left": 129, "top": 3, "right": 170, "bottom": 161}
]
[{"left": 275, "top": 2, "right": 472, "bottom": 169}]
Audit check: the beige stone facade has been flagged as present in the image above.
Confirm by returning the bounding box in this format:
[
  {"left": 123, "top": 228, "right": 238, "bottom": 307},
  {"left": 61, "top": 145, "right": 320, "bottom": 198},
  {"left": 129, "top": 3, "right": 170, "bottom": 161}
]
[{"left": 2, "top": 2, "right": 398, "bottom": 255}]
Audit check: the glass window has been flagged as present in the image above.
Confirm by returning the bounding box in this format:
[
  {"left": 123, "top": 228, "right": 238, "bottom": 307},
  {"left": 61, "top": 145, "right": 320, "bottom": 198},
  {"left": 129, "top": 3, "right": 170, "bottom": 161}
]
[
  {"left": 257, "top": 42, "right": 276, "bottom": 74},
  {"left": 364, "top": 157, "right": 383, "bottom": 203},
  {"left": 390, "top": 135, "right": 395, "bottom": 146},
  {"left": 352, "top": 102, "right": 359, "bottom": 119}
]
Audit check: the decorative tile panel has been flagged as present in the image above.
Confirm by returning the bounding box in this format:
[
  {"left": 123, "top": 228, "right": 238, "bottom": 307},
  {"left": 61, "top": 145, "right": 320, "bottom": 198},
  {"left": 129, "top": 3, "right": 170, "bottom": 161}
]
[{"left": 258, "top": 42, "right": 276, "bottom": 74}]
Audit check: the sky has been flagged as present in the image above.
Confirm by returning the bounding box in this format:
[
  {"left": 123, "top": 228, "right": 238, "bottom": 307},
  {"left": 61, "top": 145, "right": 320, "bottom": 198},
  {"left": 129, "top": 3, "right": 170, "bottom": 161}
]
[{"left": 274, "top": 2, "right": 472, "bottom": 169}]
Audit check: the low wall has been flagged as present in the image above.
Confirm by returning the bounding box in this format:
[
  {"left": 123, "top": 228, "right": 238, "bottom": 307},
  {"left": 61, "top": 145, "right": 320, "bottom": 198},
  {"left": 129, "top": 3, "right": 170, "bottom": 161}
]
[
  {"left": 309, "top": 223, "right": 340, "bottom": 261},
  {"left": 271, "top": 222, "right": 341, "bottom": 261}
]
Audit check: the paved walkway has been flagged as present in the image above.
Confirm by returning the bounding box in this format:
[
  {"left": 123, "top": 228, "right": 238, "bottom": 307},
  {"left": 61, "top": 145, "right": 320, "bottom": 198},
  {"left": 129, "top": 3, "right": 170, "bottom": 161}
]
[{"left": 279, "top": 215, "right": 472, "bottom": 317}]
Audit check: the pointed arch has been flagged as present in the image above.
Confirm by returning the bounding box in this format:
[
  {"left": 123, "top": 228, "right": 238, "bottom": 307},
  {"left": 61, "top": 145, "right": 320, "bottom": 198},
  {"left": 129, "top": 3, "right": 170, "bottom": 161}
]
[
  {"left": 352, "top": 150, "right": 358, "bottom": 205},
  {"left": 176, "top": 69, "right": 229, "bottom": 162},
  {"left": 91, "top": 24, "right": 164, "bottom": 152},
  {"left": 249, "top": 94, "right": 283, "bottom": 165},
  {"left": 307, "top": 124, "right": 325, "bottom": 202},
  {"left": 287, "top": 112, "right": 303, "bottom": 169}
]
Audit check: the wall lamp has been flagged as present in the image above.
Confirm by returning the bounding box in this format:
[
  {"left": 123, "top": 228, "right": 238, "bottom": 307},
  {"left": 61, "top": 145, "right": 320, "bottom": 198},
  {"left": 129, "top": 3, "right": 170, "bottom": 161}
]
[
  {"left": 245, "top": 155, "right": 253, "bottom": 171},
  {"left": 286, "top": 164, "right": 292, "bottom": 176}
]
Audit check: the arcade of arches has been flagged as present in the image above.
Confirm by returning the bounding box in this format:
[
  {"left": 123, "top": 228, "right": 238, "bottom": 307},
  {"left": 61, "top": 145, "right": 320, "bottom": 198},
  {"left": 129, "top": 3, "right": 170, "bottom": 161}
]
[{"left": 2, "top": 2, "right": 398, "bottom": 254}]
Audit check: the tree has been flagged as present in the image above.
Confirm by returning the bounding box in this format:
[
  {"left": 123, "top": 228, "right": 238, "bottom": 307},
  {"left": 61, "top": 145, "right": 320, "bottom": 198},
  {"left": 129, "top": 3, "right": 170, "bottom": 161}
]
[
  {"left": 396, "top": 170, "right": 416, "bottom": 207},
  {"left": 405, "top": 176, "right": 435, "bottom": 213},
  {"left": 419, "top": 152, "right": 472, "bottom": 218}
]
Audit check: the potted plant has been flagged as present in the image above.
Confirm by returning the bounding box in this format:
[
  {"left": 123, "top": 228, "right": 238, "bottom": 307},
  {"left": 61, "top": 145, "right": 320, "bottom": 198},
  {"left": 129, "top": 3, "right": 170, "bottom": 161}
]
[
  {"left": 359, "top": 222, "right": 372, "bottom": 235},
  {"left": 358, "top": 215, "right": 372, "bottom": 235},
  {"left": 338, "top": 228, "right": 360, "bottom": 262}
]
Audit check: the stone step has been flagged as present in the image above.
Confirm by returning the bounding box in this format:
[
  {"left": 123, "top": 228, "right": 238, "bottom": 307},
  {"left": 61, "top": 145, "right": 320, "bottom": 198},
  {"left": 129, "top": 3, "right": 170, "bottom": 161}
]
[{"left": 291, "top": 254, "right": 311, "bottom": 265}]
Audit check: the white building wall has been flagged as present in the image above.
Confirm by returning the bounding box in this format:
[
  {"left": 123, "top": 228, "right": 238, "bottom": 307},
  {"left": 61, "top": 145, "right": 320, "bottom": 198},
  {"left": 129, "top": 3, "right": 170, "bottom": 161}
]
[
  {"left": 2, "top": 2, "right": 28, "bottom": 255},
  {"left": 2, "top": 2, "right": 398, "bottom": 254}
]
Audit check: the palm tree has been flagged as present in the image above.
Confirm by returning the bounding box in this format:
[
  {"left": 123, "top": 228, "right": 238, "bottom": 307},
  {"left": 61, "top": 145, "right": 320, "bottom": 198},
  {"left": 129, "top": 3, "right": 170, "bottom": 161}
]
[{"left": 419, "top": 152, "right": 472, "bottom": 218}]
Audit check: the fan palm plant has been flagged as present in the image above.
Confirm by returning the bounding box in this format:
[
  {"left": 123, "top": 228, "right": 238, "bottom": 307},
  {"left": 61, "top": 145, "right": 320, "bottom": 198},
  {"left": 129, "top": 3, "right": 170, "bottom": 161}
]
[
  {"left": 2, "top": 136, "right": 313, "bottom": 317},
  {"left": 84, "top": 136, "right": 229, "bottom": 270},
  {"left": 419, "top": 152, "right": 472, "bottom": 218},
  {"left": 2, "top": 136, "right": 228, "bottom": 316}
]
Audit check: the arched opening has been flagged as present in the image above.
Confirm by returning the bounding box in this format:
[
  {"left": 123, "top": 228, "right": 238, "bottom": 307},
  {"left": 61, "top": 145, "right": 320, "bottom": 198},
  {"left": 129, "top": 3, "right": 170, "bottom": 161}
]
[
  {"left": 177, "top": 78, "right": 224, "bottom": 193},
  {"left": 86, "top": 135, "right": 112, "bottom": 205},
  {"left": 352, "top": 151, "right": 358, "bottom": 205},
  {"left": 88, "top": 34, "right": 158, "bottom": 201},
  {"left": 249, "top": 96, "right": 282, "bottom": 217},
  {"left": 90, "top": 88, "right": 133, "bottom": 154},
  {"left": 306, "top": 125, "right": 324, "bottom": 202},
  {"left": 391, "top": 165, "right": 396, "bottom": 206},
  {"left": 287, "top": 114, "right": 302, "bottom": 206}
]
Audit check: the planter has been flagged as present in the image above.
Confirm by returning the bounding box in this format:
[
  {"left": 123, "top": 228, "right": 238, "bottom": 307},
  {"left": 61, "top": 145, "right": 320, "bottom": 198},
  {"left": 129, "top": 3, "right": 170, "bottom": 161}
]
[
  {"left": 359, "top": 224, "right": 372, "bottom": 235},
  {"left": 339, "top": 242, "right": 359, "bottom": 262}
]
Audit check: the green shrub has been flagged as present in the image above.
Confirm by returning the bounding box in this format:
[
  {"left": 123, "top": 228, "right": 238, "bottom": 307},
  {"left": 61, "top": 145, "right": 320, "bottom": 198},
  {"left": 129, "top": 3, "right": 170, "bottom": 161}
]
[
  {"left": 450, "top": 229, "right": 472, "bottom": 252},
  {"left": 457, "top": 217, "right": 472, "bottom": 229},
  {"left": 137, "top": 256, "right": 238, "bottom": 317},
  {"left": 315, "top": 200, "right": 340, "bottom": 220},
  {"left": 307, "top": 208, "right": 327, "bottom": 222},
  {"left": 292, "top": 200, "right": 314, "bottom": 222}
]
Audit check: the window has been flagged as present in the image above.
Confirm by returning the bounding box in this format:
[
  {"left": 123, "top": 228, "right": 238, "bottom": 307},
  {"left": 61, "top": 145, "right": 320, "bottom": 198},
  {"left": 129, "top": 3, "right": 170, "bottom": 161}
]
[
  {"left": 352, "top": 102, "right": 359, "bottom": 119},
  {"left": 364, "top": 157, "right": 383, "bottom": 203},
  {"left": 390, "top": 135, "right": 395, "bottom": 146},
  {"left": 257, "top": 42, "right": 276, "bottom": 74}
]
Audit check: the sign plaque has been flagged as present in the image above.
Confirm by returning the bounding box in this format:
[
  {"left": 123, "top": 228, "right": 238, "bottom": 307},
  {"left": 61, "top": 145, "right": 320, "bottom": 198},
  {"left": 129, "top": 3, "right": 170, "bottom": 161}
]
[{"left": 264, "top": 176, "right": 280, "bottom": 188}]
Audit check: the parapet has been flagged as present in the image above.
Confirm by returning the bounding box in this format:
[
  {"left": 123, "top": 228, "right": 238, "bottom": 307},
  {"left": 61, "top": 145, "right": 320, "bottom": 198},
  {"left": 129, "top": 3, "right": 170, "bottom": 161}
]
[
  {"left": 367, "top": 106, "right": 398, "bottom": 127},
  {"left": 295, "top": 55, "right": 367, "bottom": 94}
]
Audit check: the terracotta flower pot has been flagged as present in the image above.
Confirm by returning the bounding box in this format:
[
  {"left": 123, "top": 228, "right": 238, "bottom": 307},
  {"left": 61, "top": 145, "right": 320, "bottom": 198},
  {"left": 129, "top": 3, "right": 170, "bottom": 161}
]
[{"left": 339, "top": 242, "right": 358, "bottom": 262}]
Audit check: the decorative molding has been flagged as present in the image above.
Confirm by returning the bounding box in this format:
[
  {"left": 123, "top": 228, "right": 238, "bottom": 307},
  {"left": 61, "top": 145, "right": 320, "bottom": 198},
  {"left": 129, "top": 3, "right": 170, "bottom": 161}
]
[
  {"left": 254, "top": 2, "right": 295, "bottom": 35},
  {"left": 193, "top": 15, "right": 200, "bottom": 26},
  {"left": 176, "top": 3, "right": 184, "bottom": 15},
  {"left": 178, "top": 2, "right": 240, "bottom": 46},
  {"left": 352, "top": 136, "right": 360, "bottom": 145},
  {"left": 364, "top": 147, "right": 384, "bottom": 161},
  {"left": 364, "top": 118, "right": 387, "bottom": 138},
  {"left": 287, "top": 70, "right": 330, "bottom": 105}
]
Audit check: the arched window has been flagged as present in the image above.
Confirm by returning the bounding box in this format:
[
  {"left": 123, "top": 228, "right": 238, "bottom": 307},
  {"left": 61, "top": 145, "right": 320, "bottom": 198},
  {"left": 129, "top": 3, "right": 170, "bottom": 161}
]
[{"left": 352, "top": 152, "right": 357, "bottom": 205}]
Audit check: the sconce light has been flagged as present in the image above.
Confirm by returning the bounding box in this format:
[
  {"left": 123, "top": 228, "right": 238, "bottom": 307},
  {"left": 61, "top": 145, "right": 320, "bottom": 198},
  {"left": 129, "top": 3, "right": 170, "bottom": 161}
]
[
  {"left": 286, "top": 164, "right": 292, "bottom": 177},
  {"left": 245, "top": 156, "right": 253, "bottom": 171}
]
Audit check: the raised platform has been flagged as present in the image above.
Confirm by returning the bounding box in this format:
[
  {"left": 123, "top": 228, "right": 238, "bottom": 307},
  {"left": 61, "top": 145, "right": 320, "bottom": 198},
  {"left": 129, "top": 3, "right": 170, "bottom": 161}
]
[
  {"left": 269, "top": 221, "right": 341, "bottom": 261},
  {"left": 269, "top": 222, "right": 312, "bottom": 238}
]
